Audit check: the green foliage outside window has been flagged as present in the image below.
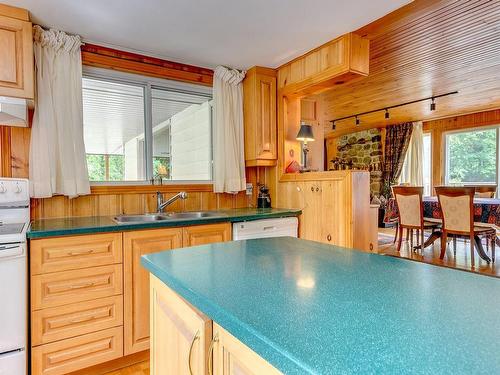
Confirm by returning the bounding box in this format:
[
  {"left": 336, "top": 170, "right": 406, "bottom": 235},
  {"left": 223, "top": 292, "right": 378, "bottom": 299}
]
[
  {"left": 447, "top": 129, "right": 497, "bottom": 184},
  {"left": 86, "top": 154, "right": 125, "bottom": 181}
]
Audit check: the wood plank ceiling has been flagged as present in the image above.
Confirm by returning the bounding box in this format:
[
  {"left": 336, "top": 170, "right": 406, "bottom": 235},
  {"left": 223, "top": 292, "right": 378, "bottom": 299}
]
[{"left": 319, "top": 0, "right": 500, "bottom": 137}]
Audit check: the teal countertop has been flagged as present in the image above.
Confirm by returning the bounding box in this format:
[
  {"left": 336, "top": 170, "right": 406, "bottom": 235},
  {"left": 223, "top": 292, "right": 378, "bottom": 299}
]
[
  {"left": 27, "top": 208, "right": 301, "bottom": 239},
  {"left": 141, "top": 237, "right": 500, "bottom": 375}
]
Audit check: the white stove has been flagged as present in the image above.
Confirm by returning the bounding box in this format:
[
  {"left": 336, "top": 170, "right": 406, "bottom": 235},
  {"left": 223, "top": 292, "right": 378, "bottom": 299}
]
[{"left": 0, "top": 178, "right": 29, "bottom": 375}]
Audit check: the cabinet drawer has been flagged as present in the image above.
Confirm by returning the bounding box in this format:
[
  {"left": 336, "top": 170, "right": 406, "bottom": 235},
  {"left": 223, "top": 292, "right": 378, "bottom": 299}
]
[
  {"left": 32, "top": 296, "right": 123, "bottom": 346},
  {"left": 31, "top": 265, "right": 123, "bottom": 310},
  {"left": 31, "top": 233, "right": 122, "bottom": 275},
  {"left": 31, "top": 326, "right": 123, "bottom": 375}
]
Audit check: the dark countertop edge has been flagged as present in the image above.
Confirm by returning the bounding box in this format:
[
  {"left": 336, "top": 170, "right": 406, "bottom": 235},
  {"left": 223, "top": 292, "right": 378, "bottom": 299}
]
[
  {"left": 27, "top": 210, "right": 302, "bottom": 239},
  {"left": 141, "top": 254, "right": 314, "bottom": 375}
]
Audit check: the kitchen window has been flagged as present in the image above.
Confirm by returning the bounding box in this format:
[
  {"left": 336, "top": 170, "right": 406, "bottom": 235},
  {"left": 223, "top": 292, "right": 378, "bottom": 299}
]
[
  {"left": 444, "top": 127, "right": 498, "bottom": 187},
  {"left": 82, "top": 69, "right": 213, "bottom": 183}
]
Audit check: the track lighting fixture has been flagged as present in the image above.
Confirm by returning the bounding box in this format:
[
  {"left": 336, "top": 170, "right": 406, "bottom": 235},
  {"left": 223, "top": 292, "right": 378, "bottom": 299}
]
[{"left": 329, "top": 91, "right": 457, "bottom": 127}]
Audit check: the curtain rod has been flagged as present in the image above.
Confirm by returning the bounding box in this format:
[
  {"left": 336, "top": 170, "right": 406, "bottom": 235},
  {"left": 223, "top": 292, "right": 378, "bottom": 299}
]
[{"left": 329, "top": 91, "right": 459, "bottom": 127}]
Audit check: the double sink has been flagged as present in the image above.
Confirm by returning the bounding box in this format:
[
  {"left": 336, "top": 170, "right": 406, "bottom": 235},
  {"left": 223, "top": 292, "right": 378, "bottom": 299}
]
[{"left": 113, "top": 211, "right": 227, "bottom": 224}]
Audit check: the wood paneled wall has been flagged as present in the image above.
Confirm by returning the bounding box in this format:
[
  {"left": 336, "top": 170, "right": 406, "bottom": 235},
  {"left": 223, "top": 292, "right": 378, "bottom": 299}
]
[{"left": 30, "top": 189, "right": 252, "bottom": 220}]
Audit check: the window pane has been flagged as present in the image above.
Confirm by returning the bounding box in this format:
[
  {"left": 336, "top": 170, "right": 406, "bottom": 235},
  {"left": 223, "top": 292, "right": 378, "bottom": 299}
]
[
  {"left": 152, "top": 88, "right": 212, "bottom": 181},
  {"left": 82, "top": 77, "right": 146, "bottom": 181},
  {"left": 445, "top": 128, "right": 497, "bottom": 184},
  {"left": 423, "top": 134, "right": 431, "bottom": 196}
]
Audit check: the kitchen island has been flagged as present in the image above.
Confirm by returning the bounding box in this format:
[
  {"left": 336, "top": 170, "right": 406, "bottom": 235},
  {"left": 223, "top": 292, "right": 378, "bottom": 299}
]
[{"left": 142, "top": 237, "right": 500, "bottom": 374}]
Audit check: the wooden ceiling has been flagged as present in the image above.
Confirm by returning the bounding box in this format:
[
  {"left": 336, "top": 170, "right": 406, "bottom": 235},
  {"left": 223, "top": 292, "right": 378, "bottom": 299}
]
[{"left": 318, "top": 0, "right": 500, "bottom": 138}]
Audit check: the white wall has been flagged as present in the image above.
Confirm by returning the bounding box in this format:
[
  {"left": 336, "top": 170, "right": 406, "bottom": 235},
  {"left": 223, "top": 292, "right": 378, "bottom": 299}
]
[{"left": 171, "top": 101, "right": 212, "bottom": 180}]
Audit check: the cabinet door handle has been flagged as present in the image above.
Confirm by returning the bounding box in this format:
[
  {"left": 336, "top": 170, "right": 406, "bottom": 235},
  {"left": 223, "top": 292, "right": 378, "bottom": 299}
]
[
  {"left": 327, "top": 234, "right": 332, "bottom": 242},
  {"left": 207, "top": 332, "right": 219, "bottom": 375},
  {"left": 188, "top": 330, "right": 200, "bottom": 375}
]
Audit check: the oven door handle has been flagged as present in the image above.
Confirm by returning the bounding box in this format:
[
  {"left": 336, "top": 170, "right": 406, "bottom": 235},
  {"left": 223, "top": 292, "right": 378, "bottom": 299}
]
[{"left": 0, "top": 244, "right": 24, "bottom": 258}]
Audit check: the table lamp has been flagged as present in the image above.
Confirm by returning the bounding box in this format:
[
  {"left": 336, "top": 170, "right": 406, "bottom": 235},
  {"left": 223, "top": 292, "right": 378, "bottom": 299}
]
[{"left": 296, "top": 121, "right": 315, "bottom": 170}]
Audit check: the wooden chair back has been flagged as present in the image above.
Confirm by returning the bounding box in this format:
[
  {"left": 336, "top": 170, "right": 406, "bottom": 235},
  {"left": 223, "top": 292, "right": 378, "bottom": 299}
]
[
  {"left": 464, "top": 185, "right": 497, "bottom": 198},
  {"left": 435, "top": 186, "right": 475, "bottom": 234},
  {"left": 392, "top": 186, "right": 423, "bottom": 229}
]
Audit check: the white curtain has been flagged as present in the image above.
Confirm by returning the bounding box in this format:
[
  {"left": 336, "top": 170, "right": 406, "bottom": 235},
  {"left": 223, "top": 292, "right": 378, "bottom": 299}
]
[
  {"left": 30, "top": 26, "right": 90, "bottom": 198},
  {"left": 401, "top": 121, "right": 423, "bottom": 185},
  {"left": 213, "top": 66, "right": 246, "bottom": 193}
]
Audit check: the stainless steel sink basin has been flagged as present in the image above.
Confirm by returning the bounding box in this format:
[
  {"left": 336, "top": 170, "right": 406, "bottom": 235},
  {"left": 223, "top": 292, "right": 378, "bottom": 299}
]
[
  {"left": 113, "top": 214, "right": 170, "bottom": 223},
  {"left": 166, "top": 211, "right": 226, "bottom": 219},
  {"left": 113, "top": 211, "right": 226, "bottom": 224}
]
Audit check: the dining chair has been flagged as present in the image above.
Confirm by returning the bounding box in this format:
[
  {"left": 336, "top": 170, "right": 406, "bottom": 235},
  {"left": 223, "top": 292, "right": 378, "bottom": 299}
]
[
  {"left": 464, "top": 185, "right": 497, "bottom": 198},
  {"left": 435, "top": 186, "right": 496, "bottom": 265},
  {"left": 392, "top": 186, "right": 440, "bottom": 253}
]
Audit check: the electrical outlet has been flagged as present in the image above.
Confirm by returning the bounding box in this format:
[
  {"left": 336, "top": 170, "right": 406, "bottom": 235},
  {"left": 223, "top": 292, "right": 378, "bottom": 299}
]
[{"left": 246, "top": 183, "right": 253, "bottom": 196}]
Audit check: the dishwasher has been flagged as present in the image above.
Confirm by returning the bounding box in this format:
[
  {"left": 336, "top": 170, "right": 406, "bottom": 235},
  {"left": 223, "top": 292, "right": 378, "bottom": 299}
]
[{"left": 232, "top": 217, "right": 298, "bottom": 240}]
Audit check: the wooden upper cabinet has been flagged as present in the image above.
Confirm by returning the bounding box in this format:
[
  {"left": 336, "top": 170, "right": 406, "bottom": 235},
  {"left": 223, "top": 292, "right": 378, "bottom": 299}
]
[
  {"left": 123, "top": 228, "right": 183, "bottom": 355},
  {"left": 277, "top": 33, "right": 369, "bottom": 97},
  {"left": 0, "top": 4, "right": 34, "bottom": 99},
  {"left": 243, "top": 66, "right": 277, "bottom": 167},
  {"left": 150, "top": 275, "right": 212, "bottom": 375},
  {"left": 182, "top": 223, "right": 231, "bottom": 247}
]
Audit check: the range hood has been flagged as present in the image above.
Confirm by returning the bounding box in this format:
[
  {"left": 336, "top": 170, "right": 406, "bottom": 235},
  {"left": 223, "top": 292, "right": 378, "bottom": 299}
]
[{"left": 0, "top": 97, "right": 28, "bottom": 127}]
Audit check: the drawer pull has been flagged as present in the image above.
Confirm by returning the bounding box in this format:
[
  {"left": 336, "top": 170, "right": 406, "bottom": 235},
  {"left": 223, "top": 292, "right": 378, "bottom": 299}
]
[
  {"left": 69, "top": 315, "right": 96, "bottom": 324},
  {"left": 68, "top": 249, "right": 94, "bottom": 256},
  {"left": 327, "top": 234, "right": 332, "bottom": 242},
  {"left": 70, "top": 282, "right": 95, "bottom": 290}
]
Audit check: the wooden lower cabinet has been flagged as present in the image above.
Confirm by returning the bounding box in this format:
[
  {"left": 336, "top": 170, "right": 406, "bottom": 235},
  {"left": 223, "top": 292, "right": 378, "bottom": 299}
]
[
  {"left": 183, "top": 223, "right": 232, "bottom": 247},
  {"left": 150, "top": 275, "right": 212, "bottom": 375},
  {"left": 123, "top": 228, "right": 183, "bottom": 355},
  {"left": 213, "top": 324, "right": 282, "bottom": 375},
  {"left": 31, "top": 264, "right": 123, "bottom": 311},
  {"left": 30, "top": 223, "right": 233, "bottom": 374},
  {"left": 31, "top": 295, "right": 123, "bottom": 346},
  {"left": 32, "top": 327, "right": 123, "bottom": 375},
  {"left": 124, "top": 223, "right": 230, "bottom": 355},
  {"left": 149, "top": 276, "right": 281, "bottom": 375}
]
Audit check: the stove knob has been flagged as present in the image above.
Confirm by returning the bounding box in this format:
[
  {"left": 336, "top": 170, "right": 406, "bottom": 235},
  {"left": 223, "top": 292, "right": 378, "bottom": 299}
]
[
  {"left": 0, "top": 183, "right": 5, "bottom": 193},
  {"left": 15, "top": 183, "right": 22, "bottom": 193}
]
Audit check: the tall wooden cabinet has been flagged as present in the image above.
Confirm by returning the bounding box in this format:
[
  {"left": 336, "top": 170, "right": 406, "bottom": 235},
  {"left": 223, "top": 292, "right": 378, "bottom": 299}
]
[
  {"left": 277, "top": 171, "right": 372, "bottom": 251},
  {"left": 0, "top": 4, "right": 34, "bottom": 99},
  {"left": 243, "top": 66, "right": 277, "bottom": 167}
]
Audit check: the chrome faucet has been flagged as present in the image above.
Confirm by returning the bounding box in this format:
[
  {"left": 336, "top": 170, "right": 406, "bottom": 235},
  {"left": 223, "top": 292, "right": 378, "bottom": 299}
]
[{"left": 157, "top": 191, "right": 187, "bottom": 213}]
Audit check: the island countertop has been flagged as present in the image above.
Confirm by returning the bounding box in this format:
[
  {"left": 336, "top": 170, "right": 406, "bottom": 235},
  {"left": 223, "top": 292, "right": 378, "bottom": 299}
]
[
  {"left": 141, "top": 237, "right": 500, "bottom": 375},
  {"left": 27, "top": 208, "right": 301, "bottom": 239}
]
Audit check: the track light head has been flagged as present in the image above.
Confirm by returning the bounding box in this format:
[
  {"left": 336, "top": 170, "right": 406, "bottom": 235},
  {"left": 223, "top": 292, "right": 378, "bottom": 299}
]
[
  {"left": 385, "top": 109, "right": 390, "bottom": 119},
  {"left": 355, "top": 116, "right": 360, "bottom": 125},
  {"left": 430, "top": 97, "right": 436, "bottom": 111}
]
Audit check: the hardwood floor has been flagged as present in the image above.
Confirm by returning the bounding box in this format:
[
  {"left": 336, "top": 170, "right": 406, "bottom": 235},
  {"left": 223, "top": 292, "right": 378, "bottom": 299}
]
[
  {"left": 378, "top": 227, "right": 499, "bottom": 277},
  {"left": 103, "top": 361, "right": 149, "bottom": 375}
]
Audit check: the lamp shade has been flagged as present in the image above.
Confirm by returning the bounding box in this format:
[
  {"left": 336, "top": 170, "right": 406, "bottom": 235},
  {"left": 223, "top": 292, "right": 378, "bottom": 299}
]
[{"left": 296, "top": 122, "right": 315, "bottom": 142}]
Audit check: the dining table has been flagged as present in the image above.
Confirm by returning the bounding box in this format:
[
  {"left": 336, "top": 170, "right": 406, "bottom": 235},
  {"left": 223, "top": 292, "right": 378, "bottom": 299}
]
[{"left": 384, "top": 196, "right": 500, "bottom": 262}]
